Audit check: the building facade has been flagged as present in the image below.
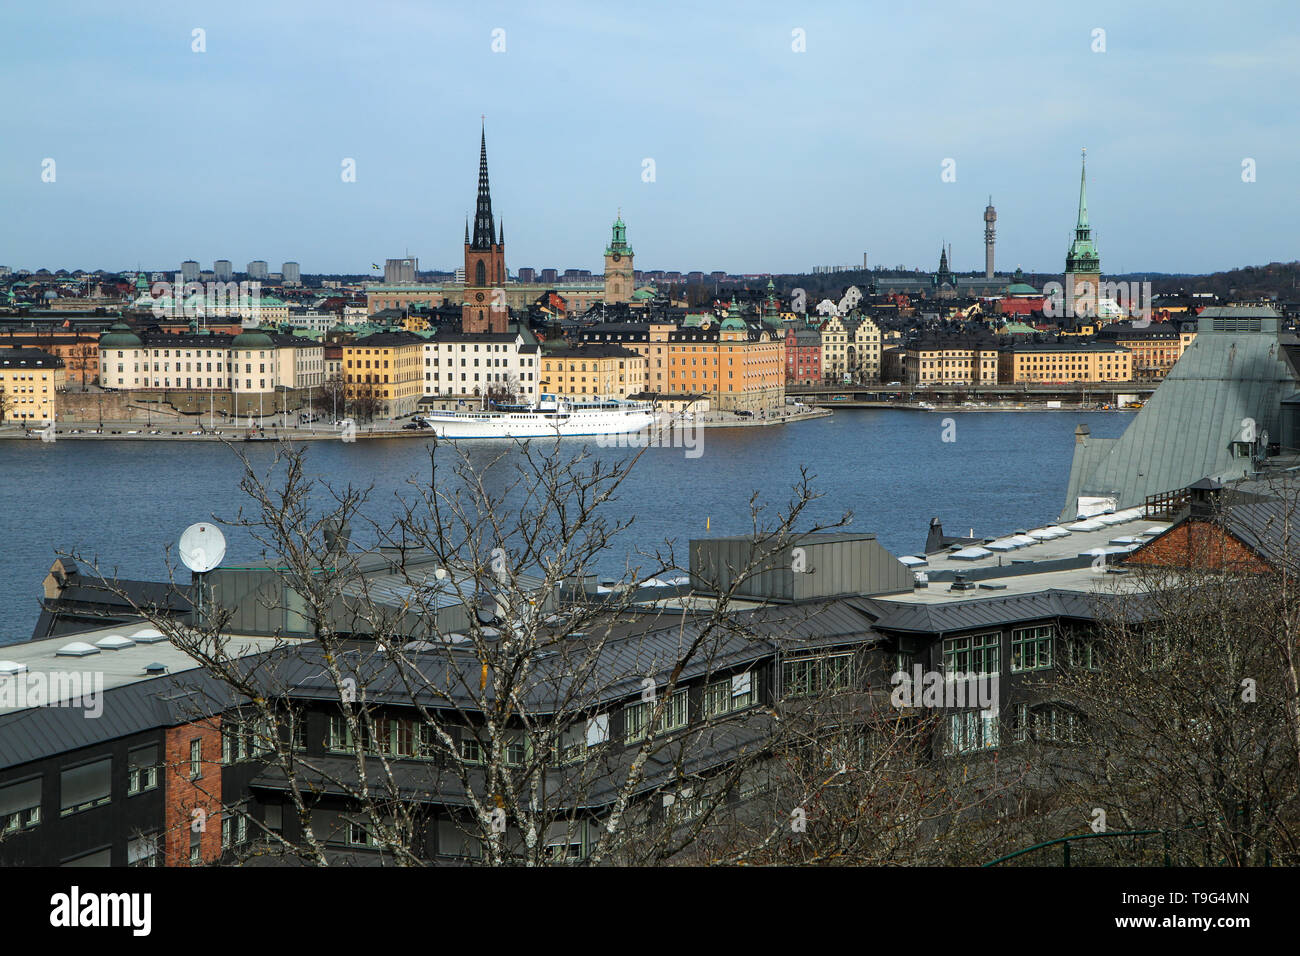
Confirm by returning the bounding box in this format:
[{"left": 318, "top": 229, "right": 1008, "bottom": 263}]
[
  {"left": 997, "top": 342, "right": 1132, "bottom": 384},
  {"left": 421, "top": 329, "right": 541, "bottom": 403},
  {"left": 540, "top": 345, "right": 646, "bottom": 400},
  {"left": 342, "top": 330, "right": 425, "bottom": 418},
  {"left": 0, "top": 348, "right": 65, "bottom": 422}
]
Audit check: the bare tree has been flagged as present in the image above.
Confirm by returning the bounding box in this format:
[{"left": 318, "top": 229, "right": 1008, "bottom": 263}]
[{"left": 1047, "top": 497, "right": 1300, "bottom": 865}]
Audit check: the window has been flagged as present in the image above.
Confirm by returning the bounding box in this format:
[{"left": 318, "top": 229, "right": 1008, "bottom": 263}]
[
  {"left": 0, "top": 778, "right": 41, "bottom": 832},
  {"left": 1011, "top": 626, "right": 1055, "bottom": 672},
  {"left": 946, "top": 711, "right": 1000, "bottom": 754},
  {"left": 703, "top": 680, "right": 731, "bottom": 718},
  {"left": 348, "top": 820, "right": 374, "bottom": 847},
  {"left": 546, "top": 838, "right": 583, "bottom": 863},
  {"left": 1067, "top": 636, "right": 1101, "bottom": 671},
  {"left": 624, "top": 700, "right": 649, "bottom": 742},
  {"left": 60, "top": 759, "right": 111, "bottom": 816},
  {"left": 585, "top": 715, "right": 610, "bottom": 748},
  {"left": 328, "top": 715, "right": 355, "bottom": 752},
  {"left": 944, "top": 632, "right": 1000, "bottom": 677},
  {"left": 127, "top": 745, "right": 159, "bottom": 795},
  {"left": 127, "top": 833, "right": 159, "bottom": 867},
  {"left": 781, "top": 654, "right": 854, "bottom": 698},
  {"left": 189, "top": 828, "right": 201, "bottom": 865},
  {"left": 460, "top": 735, "right": 483, "bottom": 764},
  {"left": 1015, "top": 703, "right": 1082, "bottom": 744},
  {"left": 189, "top": 738, "right": 203, "bottom": 779}
]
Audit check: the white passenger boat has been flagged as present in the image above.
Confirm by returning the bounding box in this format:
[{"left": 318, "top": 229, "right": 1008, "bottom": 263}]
[{"left": 419, "top": 395, "right": 655, "bottom": 439}]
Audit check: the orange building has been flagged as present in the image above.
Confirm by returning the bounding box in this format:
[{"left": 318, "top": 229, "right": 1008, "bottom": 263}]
[
  {"left": 0, "top": 332, "right": 99, "bottom": 385},
  {"left": 578, "top": 308, "right": 784, "bottom": 411}
]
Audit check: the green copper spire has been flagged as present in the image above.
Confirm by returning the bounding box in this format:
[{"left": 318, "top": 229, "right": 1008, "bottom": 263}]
[
  {"left": 1066, "top": 147, "right": 1100, "bottom": 273},
  {"left": 605, "top": 210, "right": 633, "bottom": 257}
]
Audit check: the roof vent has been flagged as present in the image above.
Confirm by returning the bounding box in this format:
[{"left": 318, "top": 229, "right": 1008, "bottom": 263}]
[
  {"left": 949, "top": 573, "right": 976, "bottom": 592},
  {"left": 56, "top": 641, "right": 100, "bottom": 657},
  {"left": 143, "top": 662, "right": 168, "bottom": 675},
  {"left": 0, "top": 661, "right": 28, "bottom": 676}
]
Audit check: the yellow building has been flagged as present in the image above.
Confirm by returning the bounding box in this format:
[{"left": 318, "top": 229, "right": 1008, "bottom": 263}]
[
  {"left": 819, "top": 313, "right": 882, "bottom": 383},
  {"left": 342, "top": 330, "right": 425, "bottom": 418},
  {"left": 0, "top": 348, "right": 65, "bottom": 423},
  {"left": 904, "top": 339, "right": 999, "bottom": 386},
  {"left": 1097, "top": 322, "right": 1195, "bottom": 381},
  {"left": 540, "top": 345, "right": 645, "bottom": 400},
  {"left": 997, "top": 343, "right": 1131, "bottom": 384}
]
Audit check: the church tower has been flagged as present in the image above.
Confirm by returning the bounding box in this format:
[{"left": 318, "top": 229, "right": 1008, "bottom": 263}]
[
  {"left": 603, "top": 213, "right": 634, "bottom": 304},
  {"left": 1064, "top": 148, "right": 1101, "bottom": 321},
  {"left": 463, "top": 124, "right": 507, "bottom": 333}
]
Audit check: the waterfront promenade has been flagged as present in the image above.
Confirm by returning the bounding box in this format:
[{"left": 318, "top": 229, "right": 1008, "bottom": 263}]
[{"left": 0, "top": 404, "right": 832, "bottom": 441}]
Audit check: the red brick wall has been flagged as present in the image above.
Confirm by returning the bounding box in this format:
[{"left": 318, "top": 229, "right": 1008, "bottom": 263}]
[
  {"left": 162, "top": 719, "right": 223, "bottom": 866},
  {"left": 1125, "top": 520, "right": 1270, "bottom": 573}
]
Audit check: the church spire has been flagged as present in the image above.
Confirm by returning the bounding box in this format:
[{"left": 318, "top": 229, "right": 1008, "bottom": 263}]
[
  {"left": 1066, "top": 147, "right": 1100, "bottom": 274},
  {"left": 471, "top": 123, "right": 495, "bottom": 251},
  {"left": 1076, "top": 147, "right": 1089, "bottom": 230}
]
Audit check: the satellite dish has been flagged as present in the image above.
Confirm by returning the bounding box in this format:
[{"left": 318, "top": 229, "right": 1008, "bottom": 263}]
[{"left": 179, "top": 523, "right": 227, "bottom": 574}]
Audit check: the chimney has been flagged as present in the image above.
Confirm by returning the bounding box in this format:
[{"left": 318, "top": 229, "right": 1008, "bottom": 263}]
[{"left": 1075, "top": 423, "right": 1091, "bottom": 444}]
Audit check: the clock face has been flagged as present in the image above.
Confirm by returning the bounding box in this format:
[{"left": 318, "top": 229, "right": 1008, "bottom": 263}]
[
  {"left": 475, "top": 292, "right": 485, "bottom": 302},
  {"left": 612, "top": 253, "right": 621, "bottom": 262}
]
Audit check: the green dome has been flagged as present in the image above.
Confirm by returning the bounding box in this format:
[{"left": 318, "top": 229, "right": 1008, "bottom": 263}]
[
  {"left": 720, "top": 316, "right": 746, "bottom": 330},
  {"left": 98, "top": 322, "right": 142, "bottom": 348},
  {"left": 231, "top": 330, "right": 274, "bottom": 349}
]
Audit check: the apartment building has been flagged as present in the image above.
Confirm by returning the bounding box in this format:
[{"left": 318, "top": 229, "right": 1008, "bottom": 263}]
[
  {"left": 540, "top": 345, "right": 646, "bottom": 400},
  {"left": 0, "top": 348, "right": 65, "bottom": 423}
]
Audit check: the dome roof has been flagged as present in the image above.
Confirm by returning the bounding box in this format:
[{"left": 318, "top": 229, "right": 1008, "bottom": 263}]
[
  {"left": 231, "top": 330, "right": 274, "bottom": 349},
  {"left": 98, "top": 321, "right": 142, "bottom": 348},
  {"left": 720, "top": 316, "right": 747, "bottom": 330}
]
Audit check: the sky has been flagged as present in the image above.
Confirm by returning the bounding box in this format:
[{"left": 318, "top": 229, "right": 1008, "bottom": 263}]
[{"left": 2, "top": 0, "right": 1298, "bottom": 277}]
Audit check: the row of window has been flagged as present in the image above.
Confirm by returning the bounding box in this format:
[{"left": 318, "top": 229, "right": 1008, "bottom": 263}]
[
  {"left": 940, "top": 626, "right": 1088, "bottom": 676},
  {"left": 2, "top": 743, "right": 163, "bottom": 832},
  {"left": 946, "top": 703, "right": 1084, "bottom": 754}
]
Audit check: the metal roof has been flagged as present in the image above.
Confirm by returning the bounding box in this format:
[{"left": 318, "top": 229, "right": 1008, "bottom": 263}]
[{"left": 1061, "top": 307, "right": 1299, "bottom": 519}]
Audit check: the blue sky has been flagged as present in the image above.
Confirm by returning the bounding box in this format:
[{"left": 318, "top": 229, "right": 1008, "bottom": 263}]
[{"left": 2, "top": 0, "right": 1297, "bottom": 276}]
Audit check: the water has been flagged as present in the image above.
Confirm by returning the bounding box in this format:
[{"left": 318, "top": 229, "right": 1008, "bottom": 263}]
[{"left": 0, "top": 410, "right": 1133, "bottom": 643}]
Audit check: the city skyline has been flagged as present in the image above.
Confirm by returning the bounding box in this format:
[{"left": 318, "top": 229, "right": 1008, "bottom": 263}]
[{"left": 2, "top": 0, "right": 1298, "bottom": 276}]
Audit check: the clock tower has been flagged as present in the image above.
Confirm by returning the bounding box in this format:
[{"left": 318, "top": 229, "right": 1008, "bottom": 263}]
[
  {"left": 463, "top": 124, "right": 507, "bottom": 333},
  {"left": 603, "top": 213, "right": 634, "bottom": 304}
]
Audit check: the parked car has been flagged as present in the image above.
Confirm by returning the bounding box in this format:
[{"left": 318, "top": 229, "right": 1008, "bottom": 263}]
[
  {"left": 401, "top": 422, "right": 423, "bottom": 430},
  {"left": 734, "top": 409, "right": 754, "bottom": 417}
]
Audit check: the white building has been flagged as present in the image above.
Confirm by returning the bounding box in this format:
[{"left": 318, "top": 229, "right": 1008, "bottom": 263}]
[
  {"left": 286, "top": 310, "right": 337, "bottom": 333},
  {"left": 421, "top": 330, "right": 541, "bottom": 403}
]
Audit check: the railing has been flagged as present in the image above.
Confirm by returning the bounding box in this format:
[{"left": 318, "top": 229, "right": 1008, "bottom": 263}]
[{"left": 1144, "top": 488, "right": 1190, "bottom": 518}]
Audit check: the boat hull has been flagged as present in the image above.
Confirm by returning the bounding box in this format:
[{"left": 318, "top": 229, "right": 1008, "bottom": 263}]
[{"left": 423, "top": 407, "right": 655, "bottom": 440}]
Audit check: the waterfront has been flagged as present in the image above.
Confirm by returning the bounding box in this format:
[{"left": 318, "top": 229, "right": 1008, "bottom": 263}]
[{"left": 0, "top": 409, "right": 1133, "bottom": 643}]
